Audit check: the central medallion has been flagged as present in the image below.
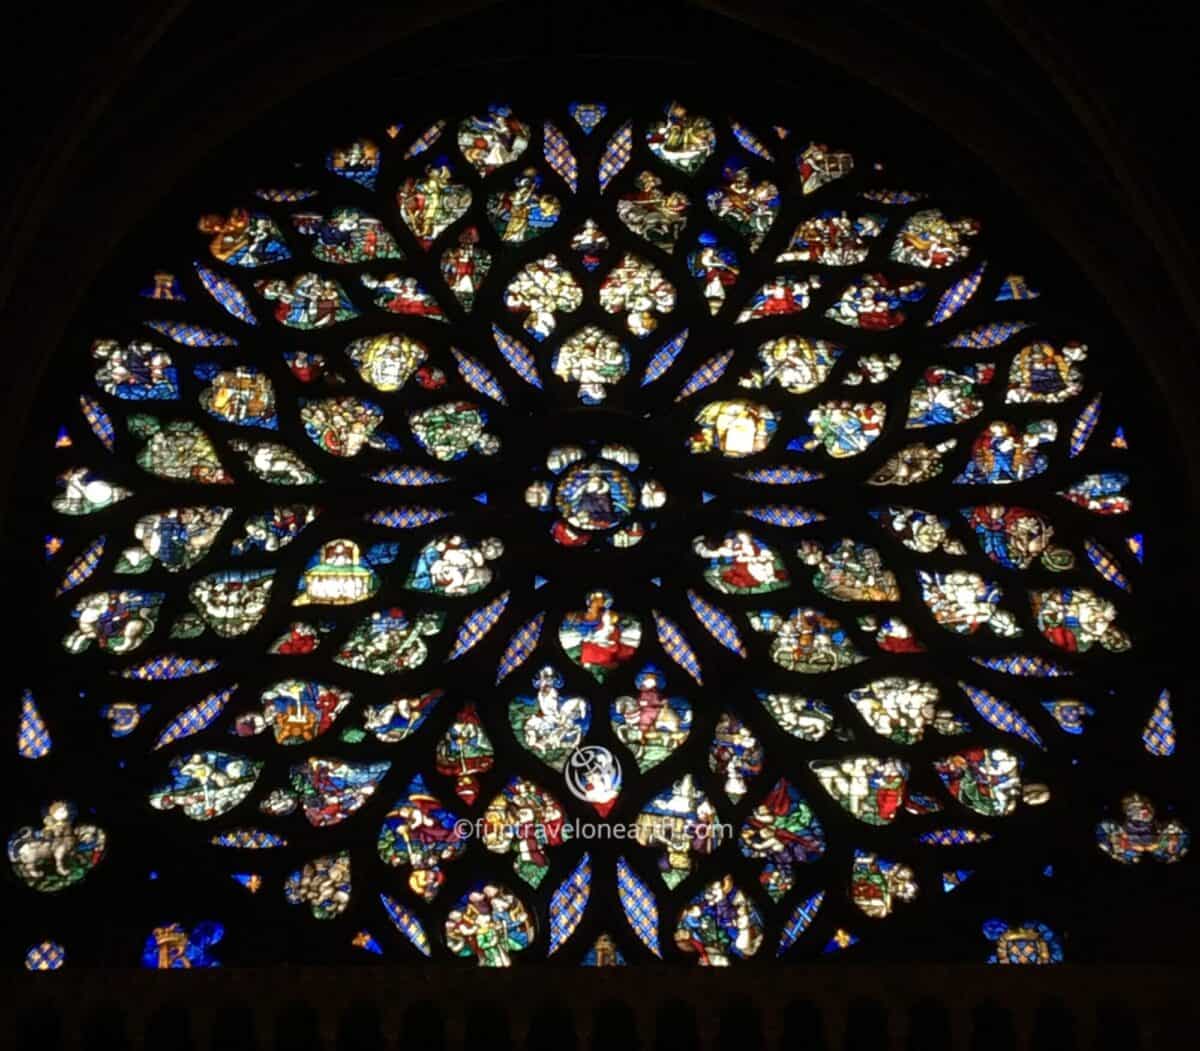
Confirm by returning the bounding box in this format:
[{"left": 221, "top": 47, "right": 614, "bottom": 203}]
[
  {"left": 525, "top": 442, "right": 666, "bottom": 548},
  {"left": 556, "top": 460, "right": 636, "bottom": 532}
]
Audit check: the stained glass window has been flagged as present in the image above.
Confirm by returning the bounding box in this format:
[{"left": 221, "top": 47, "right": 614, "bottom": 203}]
[{"left": 6, "top": 91, "right": 1186, "bottom": 970}]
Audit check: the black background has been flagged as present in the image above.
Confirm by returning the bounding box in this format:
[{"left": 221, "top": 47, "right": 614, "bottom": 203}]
[{"left": 0, "top": 0, "right": 1198, "bottom": 971}]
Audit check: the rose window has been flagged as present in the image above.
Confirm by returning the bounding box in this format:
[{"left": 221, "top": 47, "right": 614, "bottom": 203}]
[{"left": 9, "top": 95, "right": 1183, "bottom": 972}]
